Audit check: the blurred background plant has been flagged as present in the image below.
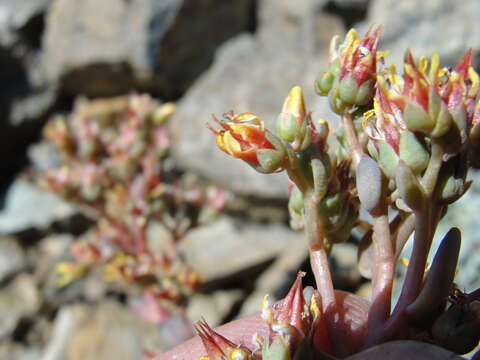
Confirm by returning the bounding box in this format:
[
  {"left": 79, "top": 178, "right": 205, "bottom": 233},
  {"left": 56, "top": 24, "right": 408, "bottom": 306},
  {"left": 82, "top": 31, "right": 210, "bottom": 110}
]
[
  {"left": 0, "top": 0, "right": 480, "bottom": 359},
  {"left": 38, "top": 93, "right": 225, "bottom": 327}
]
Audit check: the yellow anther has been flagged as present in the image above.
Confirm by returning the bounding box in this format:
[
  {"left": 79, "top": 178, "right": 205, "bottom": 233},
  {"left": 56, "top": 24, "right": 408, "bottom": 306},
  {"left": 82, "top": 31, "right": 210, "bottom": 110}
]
[
  {"left": 419, "top": 56, "right": 428, "bottom": 74},
  {"left": 228, "top": 348, "right": 251, "bottom": 360},
  {"left": 429, "top": 53, "right": 440, "bottom": 82},
  {"left": 468, "top": 67, "right": 480, "bottom": 96},
  {"left": 309, "top": 294, "right": 321, "bottom": 319}
]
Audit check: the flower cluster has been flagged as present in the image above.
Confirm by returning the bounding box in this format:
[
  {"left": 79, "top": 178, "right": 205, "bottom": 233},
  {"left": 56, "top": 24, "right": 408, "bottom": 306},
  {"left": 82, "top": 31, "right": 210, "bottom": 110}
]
[
  {"left": 40, "top": 94, "right": 225, "bottom": 323},
  {"left": 203, "top": 27, "right": 480, "bottom": 359}
]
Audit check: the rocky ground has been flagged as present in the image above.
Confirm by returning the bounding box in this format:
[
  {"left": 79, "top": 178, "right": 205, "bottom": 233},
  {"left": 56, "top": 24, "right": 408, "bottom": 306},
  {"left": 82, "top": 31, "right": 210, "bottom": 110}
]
[{"left": 0, "top": 0, "right": 479, "bottom": 359}]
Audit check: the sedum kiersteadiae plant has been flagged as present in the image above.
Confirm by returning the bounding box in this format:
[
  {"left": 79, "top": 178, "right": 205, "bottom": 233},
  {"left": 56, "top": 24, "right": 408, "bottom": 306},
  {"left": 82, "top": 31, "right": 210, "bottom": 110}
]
[
  {"left": 38, "top": 94, "right": 225, "bottom": 324},
  {"left": 194, "top": 27, "right": 480, "bottom": 359}
]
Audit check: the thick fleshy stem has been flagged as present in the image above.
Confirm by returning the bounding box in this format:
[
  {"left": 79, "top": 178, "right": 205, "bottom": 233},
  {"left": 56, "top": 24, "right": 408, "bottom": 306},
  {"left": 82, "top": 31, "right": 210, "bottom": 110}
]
[
  {"left": 342, "top": 110, "right": 364, "bottom": 166},
  {"left": 365, "top": 211, "right": 394, "bottom": 343},
  {"left": 373, "top": 206, "right": 435, "bottom": 344},
  {"left": 304, "top": 190, "right": 343, "bottom": 355}
]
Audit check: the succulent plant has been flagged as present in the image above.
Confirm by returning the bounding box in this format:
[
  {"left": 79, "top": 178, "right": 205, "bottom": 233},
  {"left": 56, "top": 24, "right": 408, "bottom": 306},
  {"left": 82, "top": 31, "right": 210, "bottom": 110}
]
[{"left": 196, "top": 27, "right": 480, "bottom": 359}]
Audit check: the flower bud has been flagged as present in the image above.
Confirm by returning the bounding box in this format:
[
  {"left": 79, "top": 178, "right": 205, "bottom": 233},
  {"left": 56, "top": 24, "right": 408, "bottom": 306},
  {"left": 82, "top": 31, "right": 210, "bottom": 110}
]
[
  {"left": 276, "top": 86, "right": 313, "bottom": 151},
  {"left": 210, "top": 112, "right": 287, "bottom": 172},
  {"left": 315, "top": 71, "right": 335, "bottom": 96}
]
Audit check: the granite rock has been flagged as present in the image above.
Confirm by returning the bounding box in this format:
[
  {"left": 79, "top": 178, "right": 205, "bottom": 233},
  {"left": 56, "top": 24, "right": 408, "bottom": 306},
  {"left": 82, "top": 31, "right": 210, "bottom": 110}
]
[{"left": 172, "top": 0, "right": 343, "bottom": 198}]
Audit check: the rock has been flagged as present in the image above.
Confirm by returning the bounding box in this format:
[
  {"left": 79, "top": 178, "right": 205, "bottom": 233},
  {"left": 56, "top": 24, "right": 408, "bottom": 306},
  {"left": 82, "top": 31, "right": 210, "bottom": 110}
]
[
  {"left": 239, "top": 238, "right": 308, "bottom": 317},
  {"left": 0, "top": 237, "right": 27, "bottom": 282},
  {"left": 0, "top": 343, "right": 41, "bottom": 360},
  {"left": 0, "top": 0, "right": 52, "bottom": 47},
  {"left": 323, "top": 0, "right": 370, "bottom": 28},
  {"left": 172, "top": 0, "right": 344, "bottom": 198},
  {"left": 42, "top": 301, "right": 171, "bottom": 360},
  {"left": 437, "top": 170, "right": 480, "bottom": 291},
  {"left": 179, "top": 216, "right": 303, "bottom": 283},
  {"left": 41, "top": 304, "right": 89, "bottom": 360},
  {"left": 42, "top": 0, "right": 254, "bottom": 98},
  {"left": 364, "top": 0, "right": 480, "bottom": 66},
  {"left": 0, "top": 179, "right": 75, "bottom": 235},
  {"left": 330, "top": 242, "right": 362, "bottom": 291},
  {"left": 0, "top": 273, "right": 40, "bottom": 340},
  {"left": 187, "top": 289, "right": 244, "bottom": 327}
]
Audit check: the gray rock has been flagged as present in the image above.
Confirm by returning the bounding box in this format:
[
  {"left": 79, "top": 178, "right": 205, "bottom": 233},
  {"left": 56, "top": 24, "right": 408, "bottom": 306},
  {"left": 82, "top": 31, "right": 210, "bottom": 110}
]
[
  {"left": 0, "top": 343, "right": 41, "bottom": 360},
  {"left": 172, "top": 0, "right": 343, "bottom": 198},
  {"left": 0, "top": 273, "right": 40, "bottom": 340},
  {"left": 0, "top": 179, "right": 75, "bottom": 235},
  {"left": 0, "top": 237, "right": 27, "bottom": 282},
  {"left": 437, "top": 170, "right": 480, "bottom": 291},
  {"left": 187, "top": 289, "right": 244, "bottom": 327},
  {"left": 179, "top": 216, "right": 303, "bottom": 283},
  {"left": 239, "top": 238, "right": 308, "bottom": 317},
  {"left": 42, "top": 301, "right": 172, "bottom": 360},
  {"left": 0, "top": 0, "right": 52, "bottom": 47},
  {"left": 41, "top": 0, "right": 253, "bottom": 97},
  {"left": 330, "top": 242, "right": 362, "bottom": 290},
  {"left": 364, "top": 0, "right": 480, "bottom": 67}
]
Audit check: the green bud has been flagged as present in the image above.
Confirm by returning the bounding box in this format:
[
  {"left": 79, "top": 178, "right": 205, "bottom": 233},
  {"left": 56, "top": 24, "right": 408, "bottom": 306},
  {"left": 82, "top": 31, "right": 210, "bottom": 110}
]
[
  {"left": 404, "top": 102, "right": 435, "bottom": 134},
  {"left": 276, "top": 114, "right": 299, "bottom": 142},
  {"left": 378, "top": 141, "right": 399, "bottom": 179},
  {"left": 399, "top": 131, "right": 429, "bottom": 175},
  {"left": 396, "top": 161, "right": 426, "bottom": 211},
  {"left": 356, "top": 155, "right": 384, "bottom": 215},
  {"left": 315, "top": 71, "right": 335, "bottom": 96},
  {"left": 276, "top": 87, "right": 311, "bottom": 151}
]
